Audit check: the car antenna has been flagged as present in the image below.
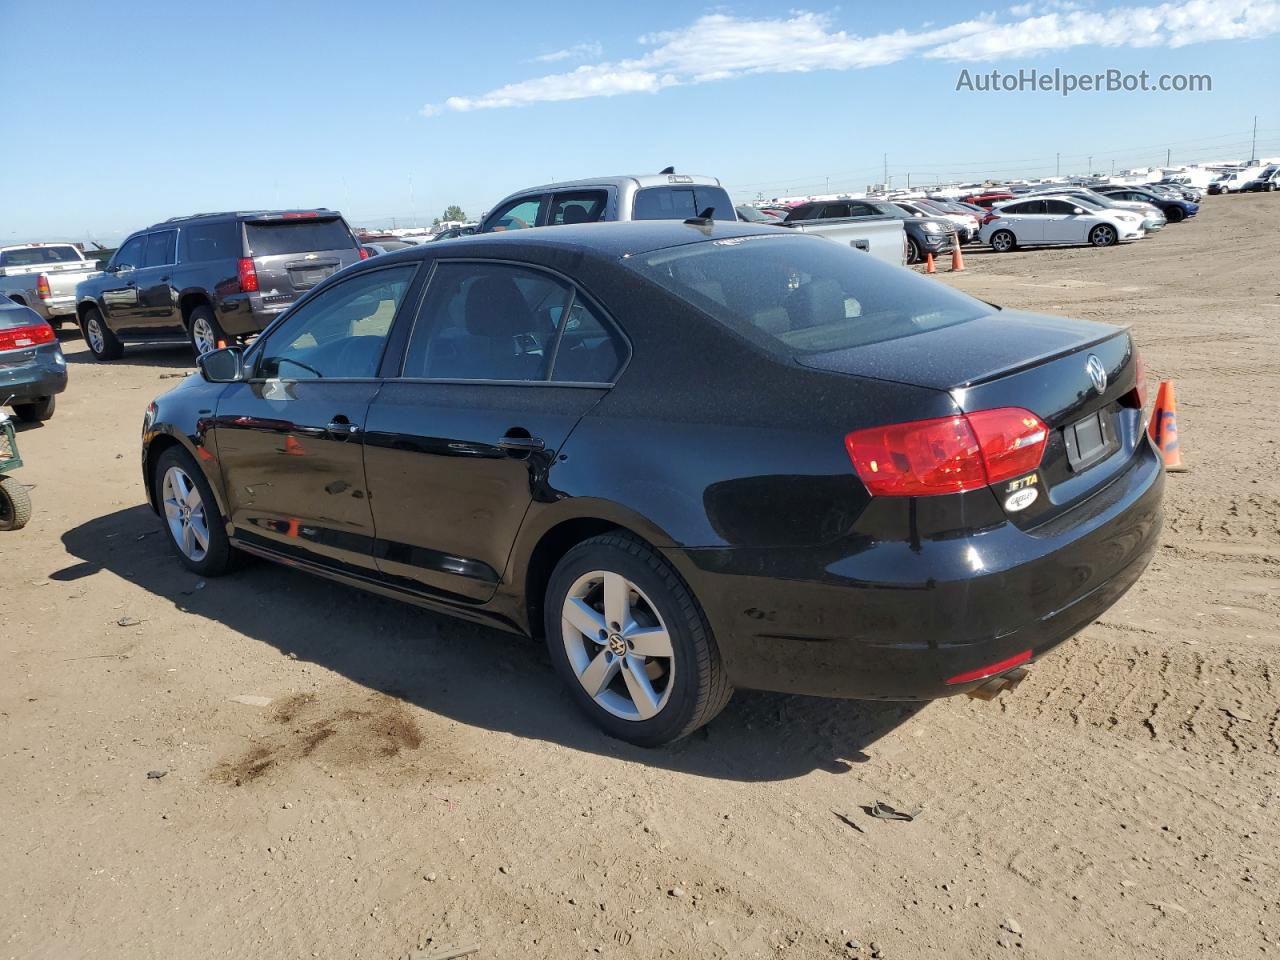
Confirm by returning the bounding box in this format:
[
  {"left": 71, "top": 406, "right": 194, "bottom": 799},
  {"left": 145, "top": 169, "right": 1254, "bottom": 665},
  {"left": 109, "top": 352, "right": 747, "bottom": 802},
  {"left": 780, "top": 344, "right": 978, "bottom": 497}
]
[
  {"left": 684, "top": 207, "right": 716, "bottom": 227},
  {"left": 660, "top": 166, "right": 675, "bottom": 174}
]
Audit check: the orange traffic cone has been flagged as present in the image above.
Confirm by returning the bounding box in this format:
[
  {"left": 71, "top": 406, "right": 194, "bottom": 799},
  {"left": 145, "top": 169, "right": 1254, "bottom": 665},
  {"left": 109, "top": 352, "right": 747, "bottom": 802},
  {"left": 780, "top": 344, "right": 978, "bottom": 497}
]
[
  {"left": 951, "top": 234, "right": 965, "bottom": 272},
  {"left": 1148, "top": 380, "right": 1187, "bottom": 472},
  {"left": 925, "top": 252, "right": 936, "bottom": 274},
  {"left": 216, "top": 339, "right": 227, "bottom": 349}
]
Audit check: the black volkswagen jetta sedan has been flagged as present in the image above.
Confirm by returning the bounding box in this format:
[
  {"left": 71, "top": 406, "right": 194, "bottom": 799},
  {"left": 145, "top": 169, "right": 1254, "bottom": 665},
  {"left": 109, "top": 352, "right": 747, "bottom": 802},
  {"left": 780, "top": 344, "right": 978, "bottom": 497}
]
[{"left": 142, "top": 220, "right": 1164, "bottom": 745}]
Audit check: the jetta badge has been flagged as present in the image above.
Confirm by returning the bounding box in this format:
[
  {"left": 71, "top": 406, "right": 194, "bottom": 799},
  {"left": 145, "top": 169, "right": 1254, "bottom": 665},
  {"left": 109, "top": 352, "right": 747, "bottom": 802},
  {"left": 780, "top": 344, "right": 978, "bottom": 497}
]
[{"left": 1086, "top": 355, "right": 1107, "bottom": 393}]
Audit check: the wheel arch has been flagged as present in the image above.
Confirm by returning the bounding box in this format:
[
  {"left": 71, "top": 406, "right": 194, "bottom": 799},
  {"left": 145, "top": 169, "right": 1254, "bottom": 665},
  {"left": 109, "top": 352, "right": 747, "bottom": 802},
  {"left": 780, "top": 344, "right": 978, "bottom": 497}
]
[
  {"left": 178, "top": 291, "right": 214, "bottom": 327},
  {"left": 143, "top": 427, "right": 228, "bottom": 521}
]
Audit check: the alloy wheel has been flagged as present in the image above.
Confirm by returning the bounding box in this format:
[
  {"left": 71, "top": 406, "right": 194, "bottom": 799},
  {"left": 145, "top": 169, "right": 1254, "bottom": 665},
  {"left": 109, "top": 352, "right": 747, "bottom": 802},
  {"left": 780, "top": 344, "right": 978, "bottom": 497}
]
[
  {"left": 86, "top": 315, "right": 105, "bottom": 354},
  {"left": 560, "top": 570, "right": 675, "bottom": 721},
  {"left": 162, "top": 465, "right": 210, "bottom": 562},
  {"left": 191, "top": 316, "right": 217, "bottom": 355},
  {"left": 991, "top": 231, "right": 1014, "bottom": 252},
  {"left": 1092, "top": 225, "right": 1117, "bottom": 246}
]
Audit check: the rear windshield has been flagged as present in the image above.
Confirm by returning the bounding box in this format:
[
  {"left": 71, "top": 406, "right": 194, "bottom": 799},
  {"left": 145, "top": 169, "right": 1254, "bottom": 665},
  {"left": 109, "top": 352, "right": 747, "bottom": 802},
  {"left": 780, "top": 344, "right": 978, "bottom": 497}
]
[
  {"left": 626, "top": 235, "right": 989, "bottom": 354},
  {"left": 0, "top": 245, "right": 82, "bottom": 267},
  {"left": 633, "top": 186, "right": 734, "bottom": 222},
  {"left": 244, "top": 218, "right": 354, "bottom": 257}
]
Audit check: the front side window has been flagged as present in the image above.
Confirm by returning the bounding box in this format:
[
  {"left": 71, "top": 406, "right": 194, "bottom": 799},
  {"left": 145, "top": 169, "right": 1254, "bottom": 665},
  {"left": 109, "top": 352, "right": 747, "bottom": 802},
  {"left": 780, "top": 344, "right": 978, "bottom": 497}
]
[
  {"left": 112, "top": 236, "right": 147, "bottom": 271},
  {"left": 1043, "top": 200, "right": 1077, "bottom": 215},
  {"left": 626, "top": 234, "right": 988, "bottom": 355},
  {"left": 402, "top": 262, "right": 623, "bottom": 383},
  {"left": 487, "top": 196, "right": 543, "bottom": 232},
  {"left": 549, "top": 191, "right": 607, "bottom": 226},
  {"left": 256, "top": 265, "right": 416, "bottom": 380},
  {"left": 143, "top": 231, "right": 177, "bottom": 267}
]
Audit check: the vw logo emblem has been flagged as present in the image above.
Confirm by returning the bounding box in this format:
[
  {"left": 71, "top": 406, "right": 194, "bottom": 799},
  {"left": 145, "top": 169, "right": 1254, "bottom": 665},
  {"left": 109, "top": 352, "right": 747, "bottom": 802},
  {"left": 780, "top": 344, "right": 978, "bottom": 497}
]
[{"left": 1086, "top": 355, "right": 1107, "bottom": 393}]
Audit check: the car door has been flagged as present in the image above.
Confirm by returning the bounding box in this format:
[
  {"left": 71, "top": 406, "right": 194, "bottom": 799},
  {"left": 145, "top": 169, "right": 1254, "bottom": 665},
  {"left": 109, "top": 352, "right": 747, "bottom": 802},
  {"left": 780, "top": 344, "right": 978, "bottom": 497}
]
[
  {"left": 1040, "top": 199, "right": 1084, "bottom": 243},
  {"left": 98, "top": 234, "right": 148, "bottom": 333},
  {"left": 1008, "top": 200, "right": 1047, "bottom": 241},
  {"left": 135, "top": 229, "right": 180, "bottom": 332},
  {"left": 362, "top": 259, "right": 626, "bottom": 602},
  {"left": 210, "top": 263, "right": 419, "bottom": 573}
]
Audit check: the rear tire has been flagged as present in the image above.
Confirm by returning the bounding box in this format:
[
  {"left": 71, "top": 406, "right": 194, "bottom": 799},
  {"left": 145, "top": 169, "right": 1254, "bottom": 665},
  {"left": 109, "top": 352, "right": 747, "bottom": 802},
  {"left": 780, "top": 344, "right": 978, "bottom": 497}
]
[
  {"left": 0, "top": 475, "right": 32, "bottom": 531},
  {"left": 544, "top": 532, "right": 733, "bottom": 747},
  {"left": 906, "top": 237, "right": 921, "bottom": 264},
  {"left": 187, "top": 306, "right": 227, "bottom": 358},
  {"left": 990, "top": 230, "right": 1016, "bottom": 253},
  {"left": 81, "top": 306, "right": 123, "bottom": 360},
  {"left": 1165, "top": 207, "right": 1185, "bottom": 223},
  {"left": 153, "top": 446, "right": 238, "bottom": 576},
  {"left": 12, "top": 396, "right": 55, "bottom": 422}
]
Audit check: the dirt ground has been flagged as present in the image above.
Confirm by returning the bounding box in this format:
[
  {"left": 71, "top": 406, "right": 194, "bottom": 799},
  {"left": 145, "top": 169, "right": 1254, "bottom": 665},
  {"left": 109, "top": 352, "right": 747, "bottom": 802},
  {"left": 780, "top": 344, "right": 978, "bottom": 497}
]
[{"left": 2, "top": 194, "right": 1277, "bottom": 960}]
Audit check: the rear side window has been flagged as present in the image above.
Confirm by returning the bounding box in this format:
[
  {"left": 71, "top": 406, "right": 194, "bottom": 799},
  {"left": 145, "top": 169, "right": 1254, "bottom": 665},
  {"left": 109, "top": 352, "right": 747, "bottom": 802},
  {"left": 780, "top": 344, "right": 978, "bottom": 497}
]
[
  {"left": 549, "top": 191, "right": 607, "bottom": 226},
  {"left": 143, "top": 231, "right": 177, "bottom": 267},
  {"left": 817, "top": 203, "right": 850, "bottom": 219},
  {"left": 244, "top": 218, "right": 355, "bottom": 257},
  {"left": 626, "top": 234, "right": 986, "bottom": 355},
  {"left": 181, "top": 222, "right": 241, "bottom": 262},
  {"left": 632, "top": 185, "right": 734, "bottom": 221},
  {"left": 0, "top": 245, "right": 82, "bottom": 267},
  {"left": 402, "top": 262, "right": 623, "bottom": 383}
]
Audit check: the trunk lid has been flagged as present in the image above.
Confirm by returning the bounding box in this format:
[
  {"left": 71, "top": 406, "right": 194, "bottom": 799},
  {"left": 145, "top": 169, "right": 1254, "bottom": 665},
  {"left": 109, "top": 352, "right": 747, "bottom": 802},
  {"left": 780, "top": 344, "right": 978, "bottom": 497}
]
[
  {"left": 799, "top": 310, "right": 1144, "bottom": 525},
  {"left": 242, "top": 215, "right": 361, "bottom": 311}
]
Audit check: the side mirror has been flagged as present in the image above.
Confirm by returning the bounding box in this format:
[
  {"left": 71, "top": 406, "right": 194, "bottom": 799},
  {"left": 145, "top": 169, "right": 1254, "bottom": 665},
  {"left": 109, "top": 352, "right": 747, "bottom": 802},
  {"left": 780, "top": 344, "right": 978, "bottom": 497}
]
[
  {"left": 1072, "top": 207, "right": 1085, "bottom": 215},
  {"left": 198, "top": 346, "right": 245, "bottom": 383}
]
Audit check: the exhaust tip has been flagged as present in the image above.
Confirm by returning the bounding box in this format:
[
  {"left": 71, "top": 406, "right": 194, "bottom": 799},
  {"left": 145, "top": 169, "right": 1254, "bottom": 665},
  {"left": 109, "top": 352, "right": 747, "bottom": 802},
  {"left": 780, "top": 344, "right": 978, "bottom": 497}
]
[{"left": 966, "top": 666, "right": 1030, "bottom": 701}]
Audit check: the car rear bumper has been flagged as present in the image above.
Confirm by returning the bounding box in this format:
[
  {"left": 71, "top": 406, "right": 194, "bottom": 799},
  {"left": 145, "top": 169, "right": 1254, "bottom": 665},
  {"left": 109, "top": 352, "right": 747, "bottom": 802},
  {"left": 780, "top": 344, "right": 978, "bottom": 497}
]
[
  {"left": 217, "top": 293, "right": 292, "bottom": 337},
  {"left": 666, "top": 438, "right": 1165, "bottom": 701},
  {"left": 0, "top": 344, "right": 68, "bottom": 402}
]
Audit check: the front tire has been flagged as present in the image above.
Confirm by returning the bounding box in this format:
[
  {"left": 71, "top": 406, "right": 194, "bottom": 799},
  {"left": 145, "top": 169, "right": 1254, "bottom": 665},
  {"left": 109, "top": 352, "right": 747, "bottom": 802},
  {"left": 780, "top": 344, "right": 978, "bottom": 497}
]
[
  {"left": 1090, "top": 224, "right": 1118, "bottom": 247},
  {"left": 153, "top": 446, "right": 238, "bottom": 576},
  {"left": 81, "top": 306, "right": 123, "bottom": 360},
  {"left": 990, "top": 229, "right": 1016, "bottom": 253},
  {"left": 12, "top": 396, "right": 55, "bottom": 422},
  {"left": 906, "top": 237, "right": 922, "bottom": 264},
  {"left": 544, "top": 533, "right": 733, "bottom": 746},
  {"left": 1165, "top": 206, "right": 1185, "bottom": 223},
  {"left": 0, "top": 475, "right": 32, "bottom": 531},
  {"left": 187, "top": 306, "right": 227, "bottom": 358}
]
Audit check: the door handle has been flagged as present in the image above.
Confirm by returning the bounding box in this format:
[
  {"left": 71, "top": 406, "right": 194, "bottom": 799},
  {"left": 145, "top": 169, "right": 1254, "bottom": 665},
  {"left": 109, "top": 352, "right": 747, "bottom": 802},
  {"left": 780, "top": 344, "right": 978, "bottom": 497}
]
[
  {"left": 326, "top": 418, "right": 361, "bottom": 438},
  {"left": 496, "top": 435, "right": 544, "bottom": 452}
]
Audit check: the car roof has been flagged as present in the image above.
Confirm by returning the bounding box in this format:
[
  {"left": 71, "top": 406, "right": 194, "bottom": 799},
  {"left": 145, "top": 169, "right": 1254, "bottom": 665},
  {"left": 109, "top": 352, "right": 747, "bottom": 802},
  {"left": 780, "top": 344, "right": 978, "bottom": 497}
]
[
  {"left": 369, "top": 220, "right": 796, "bottom": 264},
  {"left": 143, "top": 209, "right": 344, "bottom": 229},
  {"left": 501, "top": 173, "right": 723, "bottom": 196}
]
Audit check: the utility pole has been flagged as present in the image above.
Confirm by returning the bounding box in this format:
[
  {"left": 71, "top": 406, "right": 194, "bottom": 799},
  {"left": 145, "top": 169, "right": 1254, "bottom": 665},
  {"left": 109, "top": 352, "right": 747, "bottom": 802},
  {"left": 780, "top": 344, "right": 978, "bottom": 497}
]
[
  {"left": 1251, "top": 115, "right": 1258, "bottom": 162},
  {"left": 883, "top": 153, "right": 888, "bottom": 188},
  {"left": 1056, "top": 152, "right": 1060, "bottom": 177},
  {"left": 1088, "top": 155, "right": 1093, "bottom": 174}
]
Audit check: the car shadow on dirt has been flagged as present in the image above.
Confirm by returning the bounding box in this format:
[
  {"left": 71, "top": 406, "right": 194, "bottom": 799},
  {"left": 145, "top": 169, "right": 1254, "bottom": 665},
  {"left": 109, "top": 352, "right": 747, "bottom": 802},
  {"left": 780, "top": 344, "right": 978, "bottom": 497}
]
[{"left": 61, "top": 504, "right": 927, "bottom": 783}]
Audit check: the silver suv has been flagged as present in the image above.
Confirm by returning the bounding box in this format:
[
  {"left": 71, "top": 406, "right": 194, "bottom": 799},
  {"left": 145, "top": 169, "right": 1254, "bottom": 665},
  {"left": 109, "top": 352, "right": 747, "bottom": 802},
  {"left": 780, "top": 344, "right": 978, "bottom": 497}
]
[{"left": 480, "top": 172, "right": 735, "bottom": 232}]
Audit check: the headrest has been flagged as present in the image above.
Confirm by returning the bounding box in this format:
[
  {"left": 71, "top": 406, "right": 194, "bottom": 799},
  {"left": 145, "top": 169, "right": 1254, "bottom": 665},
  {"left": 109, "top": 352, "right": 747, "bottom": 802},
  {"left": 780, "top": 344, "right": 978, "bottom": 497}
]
[
  {"left": 562, "top": 205, "right": 591, "bottom": 225},
  {"left": 464, "top": 275, "right": 532, "bottom": 337}
]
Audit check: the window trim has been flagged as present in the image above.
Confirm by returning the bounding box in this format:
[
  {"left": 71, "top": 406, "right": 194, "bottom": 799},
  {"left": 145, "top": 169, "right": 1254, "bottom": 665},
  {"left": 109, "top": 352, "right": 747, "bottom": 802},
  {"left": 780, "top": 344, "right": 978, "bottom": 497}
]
[
  {"left": 389, "top": 256, "right": 632, "bottom": 389},
  {"left": 241, "top": 260, "right": 423, "bottom": 383}
]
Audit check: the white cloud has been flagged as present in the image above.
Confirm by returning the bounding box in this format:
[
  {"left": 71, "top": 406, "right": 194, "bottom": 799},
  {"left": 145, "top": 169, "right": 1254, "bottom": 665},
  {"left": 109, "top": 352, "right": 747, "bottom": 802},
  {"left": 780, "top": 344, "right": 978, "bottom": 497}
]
[
  {"left": 421, "top": 2, "right": 1280, "bottom": 115},
  {"left": 527, "top": 41, "right": 604, "bottom": 63}
]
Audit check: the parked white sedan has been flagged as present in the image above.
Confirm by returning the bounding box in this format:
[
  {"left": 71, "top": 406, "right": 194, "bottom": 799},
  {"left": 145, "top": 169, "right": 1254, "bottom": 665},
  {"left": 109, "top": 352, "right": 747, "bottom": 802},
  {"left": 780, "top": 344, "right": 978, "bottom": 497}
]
[{"left": 980, "top": 195, "right": 1144, "bottom": 252}]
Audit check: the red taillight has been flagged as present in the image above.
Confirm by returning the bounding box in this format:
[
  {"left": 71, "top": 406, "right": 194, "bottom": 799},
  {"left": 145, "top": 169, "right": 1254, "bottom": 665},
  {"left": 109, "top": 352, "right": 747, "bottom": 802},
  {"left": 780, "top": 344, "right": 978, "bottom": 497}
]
[
  {"left": 0, "top": 322, "right": 56, "bottom": 352},
  {"left": 981, "top": 212, "right": 999, "bottom": 225},
  {"left": 36, "top": 274, "right": 52, "bottom": 300},
  {"left": 946, "top": 649, "right": 1031, "bottom": 685},
  {"left": 237, "top": 257, "right": 258, "bottom": 293},
  {"left": 1132, "top": 349, "right": 1148, "bottom": 411},
  {"left": 845, "top": 407, "right": 1047, "bottom": 497},
  {"left": 358, "top": 246, "right": 370, "bottom": 260},
  {"left": 282, "top": 211, "right": 319, "bottom": 219}
]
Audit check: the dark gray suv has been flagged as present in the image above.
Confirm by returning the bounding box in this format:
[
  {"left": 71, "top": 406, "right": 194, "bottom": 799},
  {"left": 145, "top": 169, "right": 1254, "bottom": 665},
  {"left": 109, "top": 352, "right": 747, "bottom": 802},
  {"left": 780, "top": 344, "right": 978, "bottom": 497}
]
[{"left": 75, "top": 210, "right": 365, "bottom": 360}]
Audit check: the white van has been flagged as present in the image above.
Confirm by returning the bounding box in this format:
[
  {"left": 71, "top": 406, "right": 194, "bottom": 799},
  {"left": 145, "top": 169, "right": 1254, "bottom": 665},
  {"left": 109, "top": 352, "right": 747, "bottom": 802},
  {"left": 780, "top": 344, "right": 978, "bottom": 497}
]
[{"left": 1211, "top": 167, "right": 1265, "bottom": 194}]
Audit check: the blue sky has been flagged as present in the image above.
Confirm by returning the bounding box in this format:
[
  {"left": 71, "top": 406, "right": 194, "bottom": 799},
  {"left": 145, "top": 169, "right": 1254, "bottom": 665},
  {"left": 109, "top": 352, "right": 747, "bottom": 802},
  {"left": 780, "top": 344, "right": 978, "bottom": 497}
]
[{"left": 1, "top": 0, "right": 1276, "bottom": 243}]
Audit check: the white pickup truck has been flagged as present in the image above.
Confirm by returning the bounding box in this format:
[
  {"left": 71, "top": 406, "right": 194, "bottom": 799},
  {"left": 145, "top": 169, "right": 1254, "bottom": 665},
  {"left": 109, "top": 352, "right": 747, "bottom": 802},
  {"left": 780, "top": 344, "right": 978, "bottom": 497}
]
[
  {"left": 781, "top": 214, "right": 908, "bottom": 266},
  {"left": 0, "top": 243, "right": 101, "bottom": 327}
]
